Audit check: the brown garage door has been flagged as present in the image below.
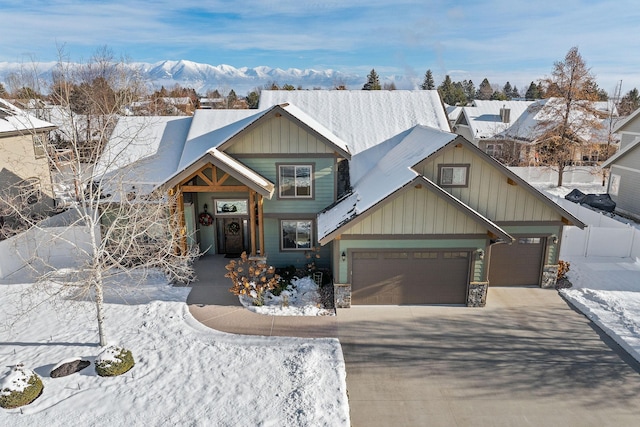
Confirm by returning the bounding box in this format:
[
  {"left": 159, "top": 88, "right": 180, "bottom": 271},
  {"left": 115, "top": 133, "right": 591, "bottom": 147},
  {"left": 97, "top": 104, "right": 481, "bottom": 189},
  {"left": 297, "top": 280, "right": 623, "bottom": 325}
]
[
  {"left": 351, "top": 250, "right": 470, "bottom": 305},
  {"left": 489, "top": 237, "right": 545, "bottom": 286}
]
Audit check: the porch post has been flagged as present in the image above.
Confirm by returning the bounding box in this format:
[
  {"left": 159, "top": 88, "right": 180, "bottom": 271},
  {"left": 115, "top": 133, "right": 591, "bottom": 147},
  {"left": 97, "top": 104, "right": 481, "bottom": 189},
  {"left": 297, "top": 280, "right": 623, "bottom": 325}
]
[
  {"left": 258, "top": 194, "right": 265, "bottom": 256},
  {"left": 169, "top": 187, "right": 187, "bottom": 255},
  {"left": 249, "top": 190, "right": 257, "bottom": 255}
]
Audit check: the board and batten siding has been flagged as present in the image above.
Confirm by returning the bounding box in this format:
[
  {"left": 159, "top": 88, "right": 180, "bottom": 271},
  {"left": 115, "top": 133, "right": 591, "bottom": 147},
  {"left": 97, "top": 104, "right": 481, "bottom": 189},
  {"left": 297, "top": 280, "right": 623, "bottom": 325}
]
[
  {"left": 225, "top": 113, "right": 337, "bottom": 156},
  {"left": 416, "top": 145, "right": 562, "bottom": 223},
  {"left": 342, "top": 186, "right": 487, "bottom": 236},
  {"left": 239, "top": 157, "right": 336, "bottom": 213}
]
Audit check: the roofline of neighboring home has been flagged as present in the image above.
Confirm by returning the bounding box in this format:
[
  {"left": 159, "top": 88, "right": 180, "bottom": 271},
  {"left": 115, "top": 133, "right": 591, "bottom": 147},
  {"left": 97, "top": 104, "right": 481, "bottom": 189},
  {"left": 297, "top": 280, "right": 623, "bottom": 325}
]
[
  {"left": 450, "top": 137, "right": 587, "bottom": 229},
  {"left": 216, "top": 104, "right": 352, "bottom": 160},
  {"left": 601, "top": 136, "right": 640, "bottom": 168},
  {"left": 613, "top": 108, "right": 640, "bottom": 133},
  {"left": 0, "top": 125, "right": 57, "bottom": 138},
  {"left": 159, "top": 149, "right": 275, "bottom": 198},
  {"left": 318, "top": 174, "right": 514, "bottom": 245}
]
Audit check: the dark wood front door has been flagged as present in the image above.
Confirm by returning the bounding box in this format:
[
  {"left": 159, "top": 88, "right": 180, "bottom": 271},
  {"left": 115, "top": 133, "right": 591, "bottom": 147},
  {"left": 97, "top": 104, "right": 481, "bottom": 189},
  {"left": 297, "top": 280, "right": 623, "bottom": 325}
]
[{"left": 223, "top": 218, "right": 243, "bottom": 253}]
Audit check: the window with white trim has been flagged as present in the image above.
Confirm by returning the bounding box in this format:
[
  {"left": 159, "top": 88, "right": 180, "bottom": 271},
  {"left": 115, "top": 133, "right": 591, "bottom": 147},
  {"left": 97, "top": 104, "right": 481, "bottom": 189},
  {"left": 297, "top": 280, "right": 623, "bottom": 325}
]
[
  {"left": 281, "top": 220, "right": 312, "bottom": 250},
  {"left": 33, "top": 134, "right": 47, "bottom": 159},
  {"left": 438, "top": 164, "right": 469, "bottom": 187},
  {"left": 610, "top": 174, "right": 620, "bottom": 196},
  {"left": 278, "top": 165, "right": 312, "bottom": 198}
]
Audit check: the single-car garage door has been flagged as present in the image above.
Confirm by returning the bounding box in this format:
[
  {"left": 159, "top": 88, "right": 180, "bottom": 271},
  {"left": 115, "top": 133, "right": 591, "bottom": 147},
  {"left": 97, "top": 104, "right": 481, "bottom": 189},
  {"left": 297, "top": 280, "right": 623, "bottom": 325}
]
[
  {"left": 489, "top": 237, "right": 545, "bottom": 286},
  {"left": 351, "top": 250, "right": 470, "bottom": 305}
]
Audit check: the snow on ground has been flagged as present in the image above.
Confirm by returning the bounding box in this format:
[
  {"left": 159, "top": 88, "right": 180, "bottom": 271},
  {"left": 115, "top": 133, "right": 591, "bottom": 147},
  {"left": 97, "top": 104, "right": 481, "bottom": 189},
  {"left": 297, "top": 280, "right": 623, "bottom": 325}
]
[
  {"left": 560, "top": 257, "right": 640, "bottom": 364},
  {"left": 240, "top": 276, "right": 334, "bottom": 317},
  {"left": 531, "top": 182, "right": 608, "bottom": 199},
  {"left": 0, "top": 273, "right": 349, "bottom": 426}
]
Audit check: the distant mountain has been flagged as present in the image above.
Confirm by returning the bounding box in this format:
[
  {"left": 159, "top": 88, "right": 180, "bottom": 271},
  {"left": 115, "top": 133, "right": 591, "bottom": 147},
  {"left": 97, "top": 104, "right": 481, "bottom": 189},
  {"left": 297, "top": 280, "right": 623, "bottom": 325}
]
[{"left": 0, "top": 60, "right": 412, "bottom": 94}]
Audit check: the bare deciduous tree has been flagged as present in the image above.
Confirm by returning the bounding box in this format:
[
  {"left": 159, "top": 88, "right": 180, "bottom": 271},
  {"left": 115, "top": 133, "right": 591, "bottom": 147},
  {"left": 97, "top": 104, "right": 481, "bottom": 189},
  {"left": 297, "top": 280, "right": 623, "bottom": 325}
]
[
  {"left": 535, "top": 47, "right": 603, "bottom": 187},
  {"left": 1, "top": 47, "right": 198, "bottom": 346}
]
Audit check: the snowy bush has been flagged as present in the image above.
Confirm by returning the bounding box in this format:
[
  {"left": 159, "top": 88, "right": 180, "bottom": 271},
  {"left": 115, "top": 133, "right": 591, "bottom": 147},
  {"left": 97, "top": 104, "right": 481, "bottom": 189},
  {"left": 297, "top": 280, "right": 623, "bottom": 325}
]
[
  {"left": 95, "top": 346, "right": 135, "bottom": 377},
  {"left": 226, "top": 252, "right": 280, "bottom": 306},
  {"left": 0, "top": 363, "right": 44, "bottom": 409}
]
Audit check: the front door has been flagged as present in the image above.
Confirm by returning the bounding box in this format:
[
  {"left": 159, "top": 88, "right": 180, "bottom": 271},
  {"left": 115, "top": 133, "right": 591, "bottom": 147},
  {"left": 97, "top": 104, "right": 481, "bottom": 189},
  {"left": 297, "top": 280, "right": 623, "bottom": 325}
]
[{"left": 223, "top": 218, "right": 243, "bottom": 254}]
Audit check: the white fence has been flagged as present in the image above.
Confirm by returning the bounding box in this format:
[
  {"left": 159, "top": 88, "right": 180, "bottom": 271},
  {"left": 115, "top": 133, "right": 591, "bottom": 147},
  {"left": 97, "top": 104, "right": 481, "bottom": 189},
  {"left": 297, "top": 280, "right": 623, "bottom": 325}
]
[
  {"left": 508, "top": 166, "right": 603, "bottom": 185},
  {"left": 0, "top": 211, "right": 96, "bottom": 279},
  {"left": 553, "top": 196, "right": 640, "bottom": 260}
]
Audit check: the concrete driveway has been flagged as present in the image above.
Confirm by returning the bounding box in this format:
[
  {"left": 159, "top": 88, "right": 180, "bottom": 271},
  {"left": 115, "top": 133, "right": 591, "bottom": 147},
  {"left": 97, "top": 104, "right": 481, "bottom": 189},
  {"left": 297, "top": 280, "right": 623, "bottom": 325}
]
[{"left": 337, "top": 287, "right": 640, "bottom": 426}]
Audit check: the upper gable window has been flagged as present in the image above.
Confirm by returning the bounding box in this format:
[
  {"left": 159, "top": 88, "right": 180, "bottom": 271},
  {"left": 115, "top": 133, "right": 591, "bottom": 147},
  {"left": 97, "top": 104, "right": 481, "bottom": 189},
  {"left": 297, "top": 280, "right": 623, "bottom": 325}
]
[
  {"left": 438, "top": 164, "right": 470, "bottom": 187},
  {"left": 278, "top": 164, "right": 313, "bottom": 198},
  {"left": 33, "top": 134, "right": 47, "bottom": 159}
]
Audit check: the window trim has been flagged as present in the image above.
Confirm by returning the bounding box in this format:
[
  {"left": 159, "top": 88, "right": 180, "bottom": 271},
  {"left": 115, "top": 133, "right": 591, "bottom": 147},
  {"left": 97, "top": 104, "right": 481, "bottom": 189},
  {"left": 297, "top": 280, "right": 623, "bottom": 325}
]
[
  {"left": 277, "top": 163, "right": 314, "bottom": 199},
  {"left": 280, "top": 219, "right": 313, "bottom": 251},
  {"left": 32, "top": 133, "right": 47, "bottom": 159},
  {"left": 437, "top": 164, "right": 470, "bottom": 188}
]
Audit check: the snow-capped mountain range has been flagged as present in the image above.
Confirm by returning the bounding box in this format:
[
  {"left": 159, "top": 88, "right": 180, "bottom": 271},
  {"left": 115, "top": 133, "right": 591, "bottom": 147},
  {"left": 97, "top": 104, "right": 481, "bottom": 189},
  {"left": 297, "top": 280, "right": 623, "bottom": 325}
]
[{"left": 0, "top": 59, "right": 411, "bottom": 94}]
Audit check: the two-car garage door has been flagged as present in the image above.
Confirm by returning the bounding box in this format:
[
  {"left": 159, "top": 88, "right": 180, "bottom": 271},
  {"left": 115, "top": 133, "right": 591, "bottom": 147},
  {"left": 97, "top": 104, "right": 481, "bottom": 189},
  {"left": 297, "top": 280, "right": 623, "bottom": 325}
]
[{"left": 351, "top": 250, "right": 470, "bottom": 305}]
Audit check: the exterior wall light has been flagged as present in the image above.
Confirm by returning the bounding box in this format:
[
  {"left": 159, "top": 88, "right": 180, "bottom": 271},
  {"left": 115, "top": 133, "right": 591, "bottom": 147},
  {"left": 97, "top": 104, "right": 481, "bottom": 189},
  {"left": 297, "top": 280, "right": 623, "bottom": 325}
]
[
  {"left": 476, "top": 249, "right": 484, "bottom": 260},
  {"left": 341, "top": 251, "right": 346, "bottom": 262},
  {"left": 550, "top": 235, "right": 558, "bottom": 245}
]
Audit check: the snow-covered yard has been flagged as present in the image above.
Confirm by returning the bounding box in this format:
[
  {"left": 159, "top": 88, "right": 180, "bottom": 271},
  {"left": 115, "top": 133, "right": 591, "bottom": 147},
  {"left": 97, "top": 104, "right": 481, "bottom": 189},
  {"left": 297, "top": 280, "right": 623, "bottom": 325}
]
[{"left": 0, "top": 273, "right": 349, "bottom": 426}]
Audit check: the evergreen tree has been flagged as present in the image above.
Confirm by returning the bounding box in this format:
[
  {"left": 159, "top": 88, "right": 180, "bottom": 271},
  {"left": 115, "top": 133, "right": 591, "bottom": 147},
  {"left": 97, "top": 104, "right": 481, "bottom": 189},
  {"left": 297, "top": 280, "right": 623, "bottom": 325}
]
[
  {"left": 511, "top": 85, "right": 520, "bottom": 99},
  {"left": 420, "top": 69, "right": 435, "bottom": 90},
  {"left": 363, "top": 69, "right": 381, "bottom": 90},
  {"left": 619, "top": 88, "right": 640, "bottom": 116},
  {"left": 491, "top": 90, "right": 507, "bottom": 101},
  {"left": 246, "top": 90, "right": 260, "bottom": 109},
  {"left": 227, "top": 89, "right": 238, "bottom": 108},
  {"left": 525, "top": 81, "right": 541, "bottom": 100},
  {"left": 476, "top": 78, "right": 493, "bottom": 100},
  {"left": 462, "top": 80, "right": 476, "bottom": 102},
  {"left": 437, "top": 75, "right": 466, "bottom": 105},
  {"left": 503, "top": 82, "right": 513, "bottom": 100}
]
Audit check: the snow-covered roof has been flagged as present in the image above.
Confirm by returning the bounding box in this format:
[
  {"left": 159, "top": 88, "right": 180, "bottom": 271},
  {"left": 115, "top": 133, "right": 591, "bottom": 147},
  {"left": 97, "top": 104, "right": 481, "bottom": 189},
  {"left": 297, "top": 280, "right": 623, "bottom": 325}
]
[
  {"left": 259, "top": 90, "right": 450, "bottom": 156},
  {"left": 502, "top": 98, "right": 611, "bottom": 144},
  {"left": 317, "top": 126, "right": 509, "bottom": 243},
  {"left": 457, "top": 100, "right": 535, "bottom": 140},
  {"left": 0, "top": 98, "right": 57, "bottom": 135},
  {"left": 446, "top": 105, "right": 463, "bottom": 123},
  {"left": 94, "top": 116, "right": 192, "bottom": 189}
]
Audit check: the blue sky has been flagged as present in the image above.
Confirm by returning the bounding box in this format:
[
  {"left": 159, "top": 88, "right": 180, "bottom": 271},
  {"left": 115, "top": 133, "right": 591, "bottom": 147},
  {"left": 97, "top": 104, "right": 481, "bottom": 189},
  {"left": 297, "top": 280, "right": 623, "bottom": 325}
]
[{"left": 2, "top": 0, "right": 639, "bottom": 93}]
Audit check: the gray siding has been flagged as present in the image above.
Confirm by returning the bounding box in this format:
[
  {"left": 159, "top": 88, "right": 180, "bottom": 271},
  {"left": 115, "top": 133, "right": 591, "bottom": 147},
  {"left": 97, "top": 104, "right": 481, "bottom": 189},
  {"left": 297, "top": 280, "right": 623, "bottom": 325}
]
[{"left": 610, "top": 165, "right": 640, "bottom": 218}]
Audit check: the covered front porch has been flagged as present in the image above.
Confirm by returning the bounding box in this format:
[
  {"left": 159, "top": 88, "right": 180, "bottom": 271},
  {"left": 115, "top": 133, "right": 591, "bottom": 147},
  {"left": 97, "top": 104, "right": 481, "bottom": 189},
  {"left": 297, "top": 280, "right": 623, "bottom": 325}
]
[{"left": 168, "top": 160, "right": 272, "bottom": 256}]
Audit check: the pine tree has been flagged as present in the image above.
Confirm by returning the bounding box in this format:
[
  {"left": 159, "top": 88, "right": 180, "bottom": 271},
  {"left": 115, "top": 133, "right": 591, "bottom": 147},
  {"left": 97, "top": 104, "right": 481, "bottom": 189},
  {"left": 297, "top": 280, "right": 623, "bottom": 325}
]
[
  {"left": 503, "top": 82, "right": 513, "bottom": 100},
  {"left": 437, "top": 76, "right": 466, "bottom": 105},
  {"left": 463, "top": 80, "right": 476, "bottom": 102},
  {"left": 363, "top": 69, "right": 381, "bottom": 90},
  {"left": 420, "top": 69, "right": 435, "bottom": 90},
  {"left": 619, "top": 88, "right": 640, "bottom": 116},
  {"left": 525, "top": 81, "right": 541, "bottom": 100},
  {"left": 476, "top": 78, "right": 493, "bottom": 100},
  {"left": 511, "top": 85, "right": 520, "bottom": 99}
]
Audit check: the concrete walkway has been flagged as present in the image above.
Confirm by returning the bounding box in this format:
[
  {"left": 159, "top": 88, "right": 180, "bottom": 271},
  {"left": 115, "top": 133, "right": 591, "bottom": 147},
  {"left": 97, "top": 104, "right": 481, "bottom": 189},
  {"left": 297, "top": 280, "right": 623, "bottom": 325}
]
[{"left": 187, "top": 255, "right": 337, "bottom": 338}]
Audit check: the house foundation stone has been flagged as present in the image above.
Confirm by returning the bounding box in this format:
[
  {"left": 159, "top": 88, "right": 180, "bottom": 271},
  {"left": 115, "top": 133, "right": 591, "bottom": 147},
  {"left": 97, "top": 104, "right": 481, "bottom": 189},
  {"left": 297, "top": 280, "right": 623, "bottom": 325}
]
[
  {"left": 334, "top": 283, "right": 351, "bottom": 308},
  {"left": 467, "top": 282, "right": 488, "bottom": 307},
  {"left": 542, "top": 264, "right": 559, "bottom": 289}
]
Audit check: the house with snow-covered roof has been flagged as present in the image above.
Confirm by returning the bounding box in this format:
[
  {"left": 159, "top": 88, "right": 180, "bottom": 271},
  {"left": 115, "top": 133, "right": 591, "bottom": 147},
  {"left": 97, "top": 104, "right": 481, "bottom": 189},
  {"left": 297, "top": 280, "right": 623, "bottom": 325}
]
[
  {"left": 452, "top": 100, "right": 534, "bottom": 164},
  {"left": 0, "top": 98, "right": 58, "bottom": 230},
  {"left": 94, "top": 90, "right": 584, "bottom": 307}
]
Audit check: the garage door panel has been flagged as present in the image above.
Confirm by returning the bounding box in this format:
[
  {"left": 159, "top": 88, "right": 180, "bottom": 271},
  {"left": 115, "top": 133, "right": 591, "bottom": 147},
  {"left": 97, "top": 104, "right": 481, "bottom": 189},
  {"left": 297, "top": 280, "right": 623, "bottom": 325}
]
[
  {"left": 489, "top": 237, "right": 545, "bottom": 286},
  {"left": 351, "top": 251, "right": 469, "bottom": 305}
]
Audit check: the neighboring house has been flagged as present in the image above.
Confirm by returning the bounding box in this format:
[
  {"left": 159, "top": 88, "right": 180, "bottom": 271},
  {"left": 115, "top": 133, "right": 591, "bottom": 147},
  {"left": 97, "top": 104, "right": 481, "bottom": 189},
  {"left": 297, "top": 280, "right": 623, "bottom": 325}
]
[
  {"left": 95, "top": 90, "right": 585, "bottom": 307},
  {"left": 452, "top": 100, "right": 534, "bottom": 164},
  {"left": 0, "top": 98, "right": 58, "bottom": 229},
  {"left": 601, "top": 107, "right": 640, "bottom": 220},
  {"left": 499, "top": 99, "right": 618, "bottom": 166}
]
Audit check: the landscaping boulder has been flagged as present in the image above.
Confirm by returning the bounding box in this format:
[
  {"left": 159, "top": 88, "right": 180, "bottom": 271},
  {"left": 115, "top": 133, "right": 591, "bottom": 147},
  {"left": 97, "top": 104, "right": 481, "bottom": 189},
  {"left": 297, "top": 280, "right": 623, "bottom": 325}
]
[{"left": 50, "top": 358, "right": 91, "bottom": 378}]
